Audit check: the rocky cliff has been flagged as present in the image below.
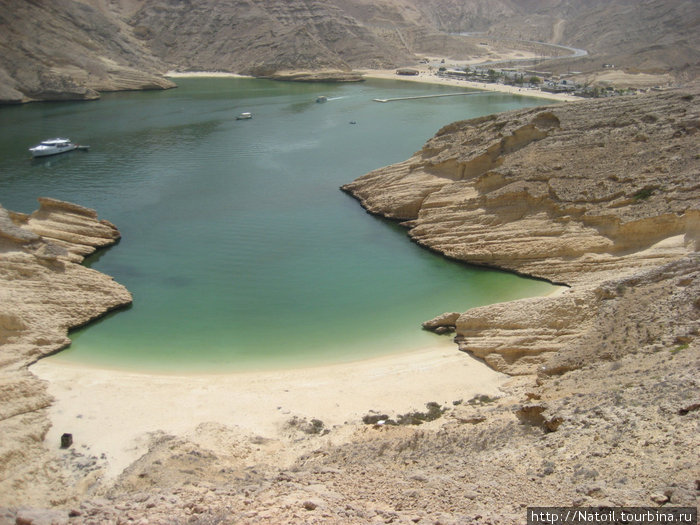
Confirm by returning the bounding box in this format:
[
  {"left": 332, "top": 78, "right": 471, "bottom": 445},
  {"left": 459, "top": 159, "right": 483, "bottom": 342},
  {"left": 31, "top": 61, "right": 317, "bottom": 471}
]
[
  {"left": 0, "top": 198, "right": 131, "bottom": 506},
  {"left": 343, "top": 87, "right": 699, "bottom": 375},
  {"left": 0, "top": 0, "right": 175, "bottom": 103}
]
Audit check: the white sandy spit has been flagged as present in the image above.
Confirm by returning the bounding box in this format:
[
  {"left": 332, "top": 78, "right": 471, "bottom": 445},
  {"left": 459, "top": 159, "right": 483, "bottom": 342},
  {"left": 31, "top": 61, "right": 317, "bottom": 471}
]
[{"left": 31, "top": 341, "right": 505, "bottom": 478}]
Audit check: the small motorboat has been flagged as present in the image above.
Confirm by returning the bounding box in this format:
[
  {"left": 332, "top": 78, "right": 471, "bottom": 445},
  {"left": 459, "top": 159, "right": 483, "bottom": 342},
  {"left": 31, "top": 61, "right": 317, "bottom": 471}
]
[
  {"left": 236, "top": 112, "right": 253, "bottom": 120},
  {"left": 316, "top": 96, "right": 328, "bottom": 103},
  {"left": 28, "top": 138, "right": 88, "bottom": 157}
]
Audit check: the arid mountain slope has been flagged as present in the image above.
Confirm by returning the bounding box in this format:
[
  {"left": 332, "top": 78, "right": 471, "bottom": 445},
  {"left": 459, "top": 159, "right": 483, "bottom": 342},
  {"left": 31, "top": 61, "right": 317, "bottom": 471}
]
[
  {"left": 122, "top": 0, "right": 497, "bottom": 75},
  {"left": 416, "top": 0, "right": 700, "bottom": 78},
  {"left": 125, "top": 0, "right": 412, "bottom": 75},
  {"left": 0, "top": 0, "right": 475, "bottom": 103},
  {"left": 0, "top": 0, "right": 174, "bottom": 103},
  {"left": 2, "top": 0, "right": 697, "bottom": 103}
]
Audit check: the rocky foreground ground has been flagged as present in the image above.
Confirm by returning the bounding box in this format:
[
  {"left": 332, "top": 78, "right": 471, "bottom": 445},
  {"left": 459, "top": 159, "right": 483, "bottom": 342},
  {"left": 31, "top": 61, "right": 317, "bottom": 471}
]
[{"left": 0, "top": 88, "right": 698, "bottom": 524}]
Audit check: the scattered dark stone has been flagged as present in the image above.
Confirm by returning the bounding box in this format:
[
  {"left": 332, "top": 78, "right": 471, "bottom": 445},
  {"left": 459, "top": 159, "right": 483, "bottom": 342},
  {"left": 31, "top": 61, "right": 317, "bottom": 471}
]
[
  {"left": 468, "top": 394, "right": 498, "bottom": 405},
  {"left": 456, "top": 414, "right": 486, "bottom": 424},
  {"left": 60, "top": 433, "right": 73, "bottom": 448},
  {"left": 362, "top": 413, "right": 390, "bottom": 425},
  {"left": 288, "top": 416, "right": 326, "bottom": 434},
  {"left": 308, "top": 419, "right": 325, "bottom": 434},
  {"left": 545, "top": 416, "right": 564, "bottom": 432},
  {"left": 302, "top": 501, "right": 318, "bottom": 511},
  {"left": 396, "top": 402, "right": 446, "bottom": 425},
  {"left": 517, "top": 404, "right": 546, "bottom": 423},
  {"left": 678, "top": 403, "right": 700, "bottom": 415},
  {"left": 541, "top": 465, "right": 555, "bottom": 476},
  {"left": 363, "top": 403, "right": 447, "bottom": 427}
]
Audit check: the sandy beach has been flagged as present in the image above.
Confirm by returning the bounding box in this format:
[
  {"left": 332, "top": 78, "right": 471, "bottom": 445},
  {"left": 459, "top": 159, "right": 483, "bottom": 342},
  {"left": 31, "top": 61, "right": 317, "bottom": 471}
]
[
  {"left": 360, "top": 69, "right": 581, "bottom": 102},
  {"left": 31, "top": 341, "right": 505, "bottom": 478},
  {"left": 165, "top": 68, "right": 580, "bottom": 102}
]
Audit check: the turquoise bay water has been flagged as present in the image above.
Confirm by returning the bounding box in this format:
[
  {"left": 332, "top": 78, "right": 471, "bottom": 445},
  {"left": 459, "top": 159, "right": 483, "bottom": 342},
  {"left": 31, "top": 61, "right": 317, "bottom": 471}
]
[{"left": 0, "top": 78, "right": 555, "bottom": 372}]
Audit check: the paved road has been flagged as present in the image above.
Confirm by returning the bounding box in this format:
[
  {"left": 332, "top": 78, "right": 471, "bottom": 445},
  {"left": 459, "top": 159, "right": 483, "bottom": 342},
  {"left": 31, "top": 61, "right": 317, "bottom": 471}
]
[{"left": 456, "top": 32, "right": 588, "bottom": 67}]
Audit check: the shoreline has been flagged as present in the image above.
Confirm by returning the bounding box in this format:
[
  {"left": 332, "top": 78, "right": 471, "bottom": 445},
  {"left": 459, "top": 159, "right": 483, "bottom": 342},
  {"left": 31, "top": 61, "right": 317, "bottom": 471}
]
[
  {"left": 31, "top": 339, "right": 505, "bottom": 478},
  {"left": 164, "top": 69, "right": 580, "bottom": 102},
  {"left": 165, "top": 71, "right": 253, "bottom": 78},
  {"left": 359, "top": 69, "right": 581, "bottom": 102}
]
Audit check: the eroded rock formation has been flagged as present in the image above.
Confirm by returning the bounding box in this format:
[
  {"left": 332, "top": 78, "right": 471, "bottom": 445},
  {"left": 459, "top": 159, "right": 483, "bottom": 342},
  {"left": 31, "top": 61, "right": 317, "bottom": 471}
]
[
  {"left": 0, "top": 0, "right": 175, "bottom": 103},
  {"left": 343, "top": 88, "right": 699, "bottom": 374},
  {"left": 0, "top": 198, "right": 131, "bottom": 506}
]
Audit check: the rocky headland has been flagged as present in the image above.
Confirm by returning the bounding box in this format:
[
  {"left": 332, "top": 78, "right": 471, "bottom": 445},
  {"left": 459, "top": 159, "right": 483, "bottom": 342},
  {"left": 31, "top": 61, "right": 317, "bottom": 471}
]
[
  {"left": 0, "top": 198, "right": 132, "bottom": 508},
  {"left": 342, "top": 87, "right": 699, "bottom": 376}
]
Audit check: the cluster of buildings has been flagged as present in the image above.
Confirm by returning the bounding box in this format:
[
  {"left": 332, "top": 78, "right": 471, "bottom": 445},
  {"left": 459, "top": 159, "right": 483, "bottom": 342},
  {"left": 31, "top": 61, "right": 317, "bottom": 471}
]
[{"left": 395, "top": 65, "right": 642, "bottom": 98}]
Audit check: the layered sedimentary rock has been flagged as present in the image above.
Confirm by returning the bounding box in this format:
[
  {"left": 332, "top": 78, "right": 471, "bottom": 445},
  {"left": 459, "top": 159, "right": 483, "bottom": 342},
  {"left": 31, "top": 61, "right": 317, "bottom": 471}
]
[
  {"left": 0, "top": 0, "right": 175, "bottom": 103},
  {"left": 0, "top": 198, "right": 131, "bottom": 506},
  {"left": 344, "top": 87, "right": 699, "bottom": 374}
]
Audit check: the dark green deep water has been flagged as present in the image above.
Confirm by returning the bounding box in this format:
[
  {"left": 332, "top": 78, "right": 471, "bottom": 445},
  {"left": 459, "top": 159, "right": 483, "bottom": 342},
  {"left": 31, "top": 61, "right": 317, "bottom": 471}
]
[{"left": 0, "top": 78, "right": 556, "bottom": 372}]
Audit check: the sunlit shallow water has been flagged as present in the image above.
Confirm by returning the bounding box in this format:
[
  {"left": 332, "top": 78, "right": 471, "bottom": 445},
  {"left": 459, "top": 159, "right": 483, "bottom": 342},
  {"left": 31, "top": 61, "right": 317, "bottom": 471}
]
[{"left": 0, "top": 78, "right": 557, "bottom": 372}]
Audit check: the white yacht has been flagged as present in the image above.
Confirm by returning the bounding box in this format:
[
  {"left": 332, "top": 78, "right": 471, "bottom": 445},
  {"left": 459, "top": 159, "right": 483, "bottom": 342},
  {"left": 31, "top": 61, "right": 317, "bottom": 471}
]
[
  {"left": 236, "top": 112, "right": 252, "bottom": 120},
  {"left": 29, "top": 138, "right": 79, "bottom": 157}
]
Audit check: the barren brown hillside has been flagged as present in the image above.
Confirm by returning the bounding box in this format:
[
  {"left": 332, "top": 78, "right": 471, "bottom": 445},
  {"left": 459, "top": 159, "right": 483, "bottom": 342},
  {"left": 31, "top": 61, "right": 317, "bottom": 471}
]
[
  {"left": 0, "top": 0, "right": 174, "bottom": 103},
  {"left": 417, "top": 0, "right": 699, "bottom": 79},
  {"left": 1, "top": 0, "right": 697, "bottom": 103}
]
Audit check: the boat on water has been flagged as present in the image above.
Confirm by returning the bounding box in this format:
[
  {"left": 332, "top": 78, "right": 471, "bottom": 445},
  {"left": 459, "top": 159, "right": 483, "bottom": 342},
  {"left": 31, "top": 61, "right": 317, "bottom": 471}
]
[
  {"left": 29, "top": 138, "right": 88, "bottom": 157},
  {"left": 316, "top": 96, "right": 328, "bottom": 103},
  {"left": 236, "top": 112, "right": 252, "bottom": 120}
]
